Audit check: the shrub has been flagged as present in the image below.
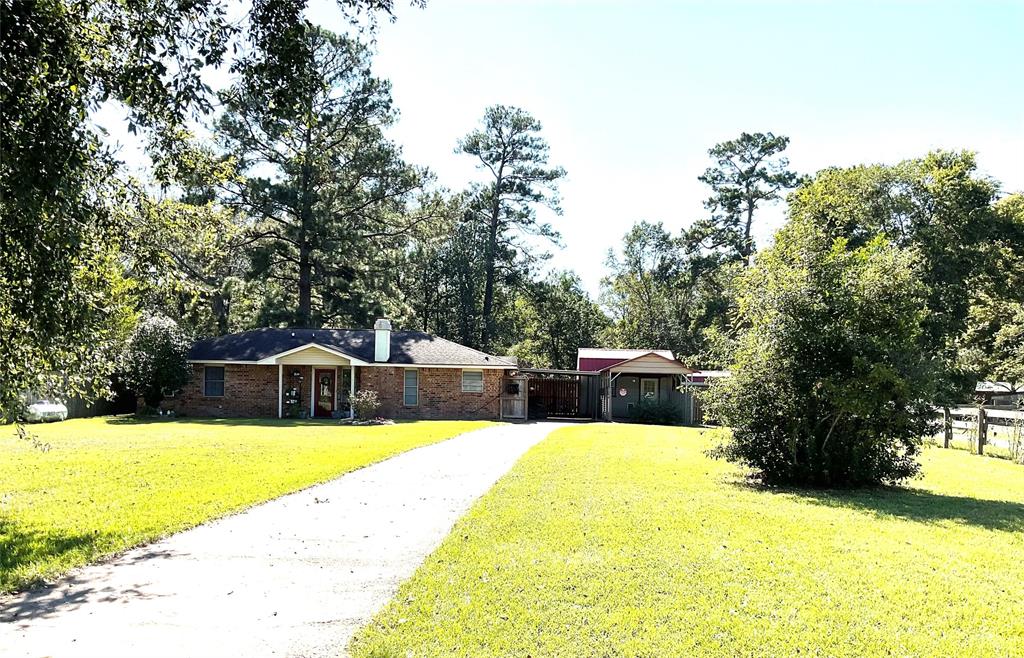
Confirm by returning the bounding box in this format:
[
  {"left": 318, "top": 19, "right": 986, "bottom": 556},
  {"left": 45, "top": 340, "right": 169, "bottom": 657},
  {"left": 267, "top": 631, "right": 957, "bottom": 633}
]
[
  {"left": 706, "top": 218, "right": 938, "bottom": 487},
  {"left": 119, "top": 314, "right": 192, "bottom": 409},
  {"left": 351, "top": 389, "right": 381, "bottom": 419},
  {"left": 629, "top": 399, "right": 684, "bottom": 425}
]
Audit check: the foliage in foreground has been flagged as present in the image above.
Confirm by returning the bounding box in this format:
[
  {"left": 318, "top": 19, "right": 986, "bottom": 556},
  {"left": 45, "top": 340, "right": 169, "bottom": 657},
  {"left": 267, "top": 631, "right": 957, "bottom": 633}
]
[
  {"left": 351, "top": 389, "right": 382, "bottom": 419},
  {"left": 119, "top": 314, "right": 193, "bottom": 409},
  {"left": 628, "top": 398, "right": 684, "bottom": 425},
  {"left": 0, "top": 0, "right": 139, "bottom": 422},
  {"left": 0, "top": 417, "right": 490, "bottom": 593},
  {"left": 350, "top": 425, "right": 1024, "bottom": 657},
  {"left": 707, "top": 218, "right": 937, "bottom": 486},
  {"left": 0, "top": 0, "right": 417, "bottom": 422}
]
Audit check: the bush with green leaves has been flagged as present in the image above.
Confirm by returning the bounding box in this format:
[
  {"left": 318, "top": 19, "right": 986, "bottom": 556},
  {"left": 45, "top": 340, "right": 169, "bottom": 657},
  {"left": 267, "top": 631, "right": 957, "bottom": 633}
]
[
  {"left": 351, "top": 389, "right": 382, "bottom": 419},
  {"left": 629, "top": 398, "right": 684, "bottom": 425},
  {"left": 120, "top": 315, "right": 193, "bottom": 409},
  {"left": 706, "top": 218, "right": 939, "bottom": 487}
]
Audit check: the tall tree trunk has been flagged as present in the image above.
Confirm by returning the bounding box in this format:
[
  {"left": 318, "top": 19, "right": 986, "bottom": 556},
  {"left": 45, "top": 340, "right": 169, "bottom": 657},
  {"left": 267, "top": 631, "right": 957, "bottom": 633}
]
[
  {"left": 211, "top": 291, "right": 229, "bottom": 335},
  {"left": 297, "top": 239, "right": 312, "bottom": 326},
  {"left": 296, "top": 129, "right": 314, "bottom": 327},
  {"left": 942, "top": 405, "right": 952, "bottom": 449},
  {"left": 480, "top": 167, "right": 503, "bottom": 350},
  {"left": 742, "top": 187, "right": 755, "bottom": 265}
]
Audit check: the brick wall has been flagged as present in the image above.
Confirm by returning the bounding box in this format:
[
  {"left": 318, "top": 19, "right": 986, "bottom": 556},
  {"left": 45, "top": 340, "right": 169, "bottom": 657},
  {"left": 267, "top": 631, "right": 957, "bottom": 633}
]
[
  {"left": 166, "top": 364, "right": 278, "bottom": 417},
  {"left": 357, "top": 367, "right": 504, "bottom": 420},
  {"left": 171, "top": 363, "right": 506, "bottom": 420}
]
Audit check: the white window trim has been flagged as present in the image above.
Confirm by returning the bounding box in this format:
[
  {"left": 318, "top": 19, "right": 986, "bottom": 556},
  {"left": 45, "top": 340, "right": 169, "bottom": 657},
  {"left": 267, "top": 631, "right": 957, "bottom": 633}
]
[
  {"left": 640, "top": 377, "right": 659, "bottom": 400},
  {"left": 462, "top": 369, "right": 484, "bottom": 393},
  {"left": 403, "top": 368, "right": 419, "bottom": 406},
  {"left": 203, "top": 365, "right": 226, "bottom": 398}
]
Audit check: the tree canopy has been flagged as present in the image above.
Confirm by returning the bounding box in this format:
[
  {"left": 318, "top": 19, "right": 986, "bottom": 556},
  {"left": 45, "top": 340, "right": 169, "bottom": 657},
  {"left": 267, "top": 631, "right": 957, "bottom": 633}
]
[
  {"left": 219, "top": 27, "right": 431, "bottom": 328},
  {"left": 786, "top": 151, "right": 1010, "bottom": 404},
  {"left": 508, "top": 272, "right": 609, "bottom": 370},
  {"left": 0, "top": 0, "right": 426, "bottom": 421},
  {"left": 683, "top": 132, "right": 800, "bottom": 268}
]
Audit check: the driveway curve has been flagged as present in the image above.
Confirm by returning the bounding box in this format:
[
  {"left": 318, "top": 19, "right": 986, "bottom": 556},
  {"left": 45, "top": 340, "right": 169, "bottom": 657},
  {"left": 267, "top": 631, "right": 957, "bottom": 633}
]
[{"left": 1, "top": 422, "right": 565, "bottom": 658}]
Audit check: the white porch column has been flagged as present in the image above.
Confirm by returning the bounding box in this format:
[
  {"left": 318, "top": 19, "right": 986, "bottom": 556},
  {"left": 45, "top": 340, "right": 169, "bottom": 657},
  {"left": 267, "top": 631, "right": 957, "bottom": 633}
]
[
  {"left": 310, "top": 367, "right": 315, "bottom": 417},
  {"left": 277, "top": 364, "right": 283, "bottom": 419},
  {"left": 607, "top": 371, "right": 621, "bottom": 422},
  {"left": 349, "top": 365, "right": 356, "bottom": 419}
]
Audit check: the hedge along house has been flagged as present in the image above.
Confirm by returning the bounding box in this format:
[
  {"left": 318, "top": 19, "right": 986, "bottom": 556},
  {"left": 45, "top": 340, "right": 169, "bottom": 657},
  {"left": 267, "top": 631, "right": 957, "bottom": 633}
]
[
  {"left": 576, "top": 348, "right": 697, "bottom": 423},
  {"left": 168, "top": 320, "right": 518, "bottom": 420}
]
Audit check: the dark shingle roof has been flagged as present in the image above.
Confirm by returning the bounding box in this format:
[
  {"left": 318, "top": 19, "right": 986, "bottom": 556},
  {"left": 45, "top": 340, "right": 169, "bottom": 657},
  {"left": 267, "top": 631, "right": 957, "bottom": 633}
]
[{"left": 188, "top": 328, "right": 516, "bottom": 367}]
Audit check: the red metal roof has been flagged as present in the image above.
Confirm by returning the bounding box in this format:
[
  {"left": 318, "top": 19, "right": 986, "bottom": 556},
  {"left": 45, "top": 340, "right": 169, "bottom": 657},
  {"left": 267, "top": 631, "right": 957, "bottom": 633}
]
[{"left": 578, "top": 357, "right": 629, "bottom": 371}]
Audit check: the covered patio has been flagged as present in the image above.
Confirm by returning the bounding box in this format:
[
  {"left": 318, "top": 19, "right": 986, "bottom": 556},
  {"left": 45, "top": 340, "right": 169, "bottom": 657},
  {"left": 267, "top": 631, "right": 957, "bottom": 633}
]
[{"left": 597, "top": 352, "right": 695, "bottom": 422}]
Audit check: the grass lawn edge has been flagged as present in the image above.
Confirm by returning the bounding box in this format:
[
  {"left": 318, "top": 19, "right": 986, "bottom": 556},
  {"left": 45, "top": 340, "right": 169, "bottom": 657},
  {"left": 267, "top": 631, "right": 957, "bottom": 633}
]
[{"left": 1, "top": 417, "right": 499, "bottom": 595}]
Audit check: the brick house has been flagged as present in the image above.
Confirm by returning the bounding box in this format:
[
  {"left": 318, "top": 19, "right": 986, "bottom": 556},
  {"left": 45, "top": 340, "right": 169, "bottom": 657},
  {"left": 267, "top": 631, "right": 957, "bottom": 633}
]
[{"left": 167, "top": 320, "right": 516, "bottom": 420}]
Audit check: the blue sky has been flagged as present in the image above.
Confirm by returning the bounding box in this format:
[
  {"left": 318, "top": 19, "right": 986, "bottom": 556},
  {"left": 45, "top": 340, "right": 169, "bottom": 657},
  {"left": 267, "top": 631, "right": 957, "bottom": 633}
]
[
  {"left": 355, "top": 0, "right": 1024, "bottom": 293},
  {"left": 104, "top": 1, "right": 1024, "bottom": 295}
]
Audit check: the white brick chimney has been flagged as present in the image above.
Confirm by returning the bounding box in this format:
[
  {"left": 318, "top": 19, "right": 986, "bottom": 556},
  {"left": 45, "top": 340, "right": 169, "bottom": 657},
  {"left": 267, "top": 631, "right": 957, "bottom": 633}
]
[{"left": 374, "top": 318, "right": 392, "bottom": 362}]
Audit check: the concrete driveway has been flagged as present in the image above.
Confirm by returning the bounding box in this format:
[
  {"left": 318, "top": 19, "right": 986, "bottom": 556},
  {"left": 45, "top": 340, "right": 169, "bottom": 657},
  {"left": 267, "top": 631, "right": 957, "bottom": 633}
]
[{"left": 0, "top": 422, "right": 564, "bottom": 658}]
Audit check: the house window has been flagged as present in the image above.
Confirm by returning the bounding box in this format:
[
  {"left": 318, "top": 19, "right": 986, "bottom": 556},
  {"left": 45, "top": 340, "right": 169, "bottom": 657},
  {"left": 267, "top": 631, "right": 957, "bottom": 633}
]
[
  {"left": 204, "top": 366, "right": 225, "bottom": 397},
  {"left": 641, "top": 378, "right": 658, "bottom": 399},
  {"left": 462, "top": 369, "right": 484, "bottom": 393},
  {"left": 403, "top": 369, "right": 418, "bottom": 406}
]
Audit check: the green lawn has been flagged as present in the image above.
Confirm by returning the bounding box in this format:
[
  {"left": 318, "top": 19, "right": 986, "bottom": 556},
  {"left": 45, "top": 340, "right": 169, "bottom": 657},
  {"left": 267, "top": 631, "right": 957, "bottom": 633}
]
[
  {"left": 351, "top": 424, "right": 1024, "bottom": 658},
  {"left": 0, "top": 417, "right": 492, "bottom": 594}
]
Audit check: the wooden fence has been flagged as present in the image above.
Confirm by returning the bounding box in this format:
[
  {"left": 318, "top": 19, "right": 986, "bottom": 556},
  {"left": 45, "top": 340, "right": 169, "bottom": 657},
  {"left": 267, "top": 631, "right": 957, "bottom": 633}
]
[{"left": 934, "top": 406, "right": 1024, "bottom": 461}]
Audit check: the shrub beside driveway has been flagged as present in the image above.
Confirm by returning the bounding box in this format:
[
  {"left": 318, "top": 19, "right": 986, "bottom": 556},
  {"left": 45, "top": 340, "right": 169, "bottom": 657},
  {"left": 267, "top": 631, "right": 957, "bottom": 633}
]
[
  {"left": 0, "top": 417, "right": 493, "bottom": 593},
  {"left": 351, "top": 424, "right": 1024, "bottom": 657}
]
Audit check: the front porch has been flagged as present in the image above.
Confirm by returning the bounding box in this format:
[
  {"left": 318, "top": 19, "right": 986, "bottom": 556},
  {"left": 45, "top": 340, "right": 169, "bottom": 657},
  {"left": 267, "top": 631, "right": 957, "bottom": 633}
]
[
  {"left": 598, "top": 352, "right": 696, "bottom": 423},
  {"left": 260, "top": 344, "right": 368, "bottom": 419}
]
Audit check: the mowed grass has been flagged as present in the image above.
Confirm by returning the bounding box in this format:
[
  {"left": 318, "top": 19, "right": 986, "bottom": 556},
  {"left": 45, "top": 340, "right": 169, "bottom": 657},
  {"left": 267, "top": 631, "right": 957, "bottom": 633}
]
[
  {"left": 351, "top": 424, "right": 1024, "bottom": 658},
  {"left": 0, "top": 417, "right": 493, "bottom": 594}
]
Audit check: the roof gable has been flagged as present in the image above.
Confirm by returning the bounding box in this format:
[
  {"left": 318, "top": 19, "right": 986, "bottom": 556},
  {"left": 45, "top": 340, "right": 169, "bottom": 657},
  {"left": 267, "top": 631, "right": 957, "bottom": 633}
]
[
  {"left": 577, "top": 347, "right": 675, "bottom": 370},
  {"left": 578, "top": 347, "right": 674, "bottom": 360},
  {"left": 599, "top": 351, "right": 694, "bottom": 374},
  {"left": 256, "top": 343, "right": 369, "bottom": 365}
]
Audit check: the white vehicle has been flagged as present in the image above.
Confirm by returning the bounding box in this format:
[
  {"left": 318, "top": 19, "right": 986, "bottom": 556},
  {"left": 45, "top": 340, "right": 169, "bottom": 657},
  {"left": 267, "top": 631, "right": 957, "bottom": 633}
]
[{"left": 23, "top": 400, "right": 68, "bottom": 423}]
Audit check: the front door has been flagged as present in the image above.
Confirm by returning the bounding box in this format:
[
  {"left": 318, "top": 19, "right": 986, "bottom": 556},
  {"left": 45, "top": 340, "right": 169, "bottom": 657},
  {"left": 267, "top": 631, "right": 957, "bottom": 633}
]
[{"left": 314, "top": 369, "right": 336, "bottom": 418}]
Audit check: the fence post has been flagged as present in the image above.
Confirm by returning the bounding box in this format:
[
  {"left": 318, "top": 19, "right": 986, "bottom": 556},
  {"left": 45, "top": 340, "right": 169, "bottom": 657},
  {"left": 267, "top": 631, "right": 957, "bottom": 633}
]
[
  {"left": 942, "top": 407, "right": 952, "bottom": 449},
  {"left": 976, "top": 406, "right": 987, "bottom": 455}
]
